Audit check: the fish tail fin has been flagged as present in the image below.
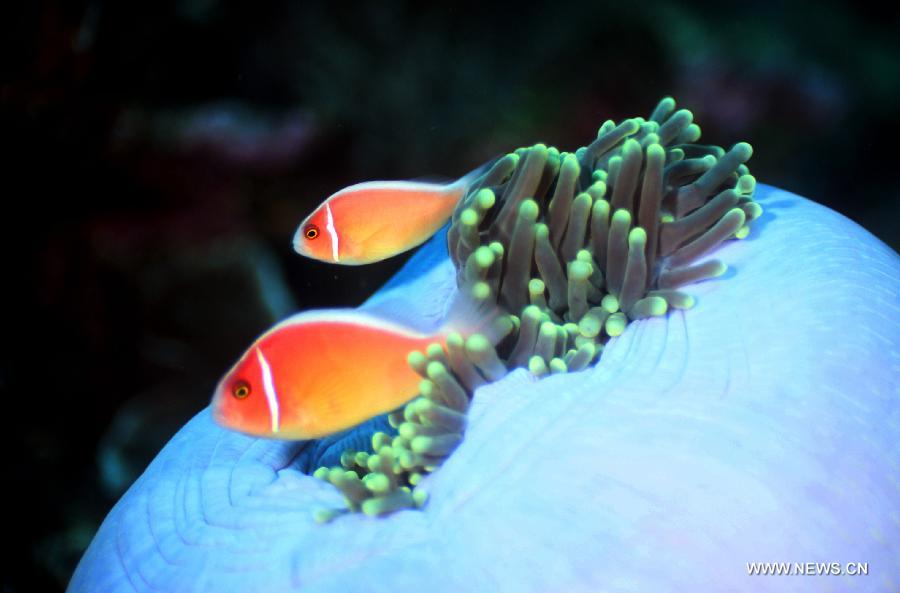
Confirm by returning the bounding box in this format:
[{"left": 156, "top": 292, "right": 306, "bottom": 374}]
[{"left": 440, "top": 281, "right": 511, "bottom": 346}]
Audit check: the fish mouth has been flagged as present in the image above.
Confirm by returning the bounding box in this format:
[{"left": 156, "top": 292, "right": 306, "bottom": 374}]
[
  {"left": 291, "top": 227, "right": 307, "bottom": 255},
  {"left": 210, "top": 387, "right": 230, "bottom": 427},
  {"left": 292, "top": 213, "right": 318, "bottom": 257}
]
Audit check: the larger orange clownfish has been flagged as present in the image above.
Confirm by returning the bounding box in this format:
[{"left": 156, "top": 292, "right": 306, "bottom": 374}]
[
  {"left": 293, "top": 163, "right": 490, "bottom": 265},
  {"left": 211, "top": 291, "right": 501, "bottom": 440}
]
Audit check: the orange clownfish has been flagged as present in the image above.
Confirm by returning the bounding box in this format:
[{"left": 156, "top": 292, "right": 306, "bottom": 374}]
[
  {"left": 211, "top": 293, "right": 499, "bottom": 440},
  {"left": 293, "top": 163, "right": 490, "bottom": 265}
]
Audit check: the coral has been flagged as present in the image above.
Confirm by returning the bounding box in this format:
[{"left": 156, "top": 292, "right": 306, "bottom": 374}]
[{"left": 314, "top": 98, "right": 761, "bottom": 518}]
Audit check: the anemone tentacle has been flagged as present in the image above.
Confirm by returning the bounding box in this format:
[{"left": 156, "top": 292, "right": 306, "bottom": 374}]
[{"left": 315, "top": 97, "right": 760, "bottom": 517}]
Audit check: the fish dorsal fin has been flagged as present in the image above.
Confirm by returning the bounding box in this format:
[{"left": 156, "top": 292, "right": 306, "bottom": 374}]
[
  {"left": 408, "top": 174, "right": 454, "bottom": 186},
  {"left": 334, "top": 157, "right": 503, "bottom": 199},
  {"left": 266, "top": 308, "right": 430, "bottom": 341}
]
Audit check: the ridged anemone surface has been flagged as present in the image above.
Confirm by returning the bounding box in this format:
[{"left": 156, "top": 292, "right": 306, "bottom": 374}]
[{"left": 67, "top": 106, "right": 900, "bottom": 592}]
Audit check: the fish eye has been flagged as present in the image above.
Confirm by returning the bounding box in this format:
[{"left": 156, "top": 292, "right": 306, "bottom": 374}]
[
  {"left": 304, "top": 224, "right": 319, "bottom": 240},
  {"left": 232, "top": 380, "right": 251, "bottom": 399}
]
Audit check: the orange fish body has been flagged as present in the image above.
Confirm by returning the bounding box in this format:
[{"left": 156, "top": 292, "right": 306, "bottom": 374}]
[
  {"left": 294, "top": 165, "right": 487, "bottom": 264},
  {"left": 212, "top": 310, "right": 446, "bottom": 440}
]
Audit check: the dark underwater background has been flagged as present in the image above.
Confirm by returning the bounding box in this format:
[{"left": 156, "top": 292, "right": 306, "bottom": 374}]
[{"left": 2, "top": 1, "right": 898, "bottom": 590}]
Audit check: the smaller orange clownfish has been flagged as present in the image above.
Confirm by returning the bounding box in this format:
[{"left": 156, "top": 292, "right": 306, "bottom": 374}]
[
  {"left": 293, "top": 163, "right": 490, "bottom": 265},
  {"left": 211, "top": 290, "right": 501, "bottom": 440}
]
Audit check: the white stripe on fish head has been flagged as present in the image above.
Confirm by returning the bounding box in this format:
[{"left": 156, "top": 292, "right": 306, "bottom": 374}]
[
  {"left": 324, "top": 202, "right": 340, "bottom": 263},
  {"left": 255, "top": 347, "right": 280, "bottom": 434}
]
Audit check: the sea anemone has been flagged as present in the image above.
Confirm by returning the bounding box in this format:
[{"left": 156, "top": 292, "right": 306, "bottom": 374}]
[
  {"left": 69, "top": 99, "right": 900, "bottom": 593},
  {"left": 68, "top": 103, "right": 900, "bottom": 593},
  {"left": 313, "top": 98, "right": 761, "bottom": 519}
]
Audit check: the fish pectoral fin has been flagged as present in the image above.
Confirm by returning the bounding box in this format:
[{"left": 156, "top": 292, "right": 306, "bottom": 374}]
[
  {"left": 318, "top": 368, "right": 412, "bottom": 435},
  {"left": 347, "top": 224, "right": 404, "bottom": 262}
]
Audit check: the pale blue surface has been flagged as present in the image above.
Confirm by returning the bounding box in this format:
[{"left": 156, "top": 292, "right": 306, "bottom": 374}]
[{"left": 69, "top": 185, "right": 900, "bottom": 592}]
